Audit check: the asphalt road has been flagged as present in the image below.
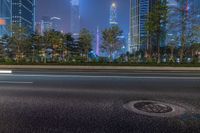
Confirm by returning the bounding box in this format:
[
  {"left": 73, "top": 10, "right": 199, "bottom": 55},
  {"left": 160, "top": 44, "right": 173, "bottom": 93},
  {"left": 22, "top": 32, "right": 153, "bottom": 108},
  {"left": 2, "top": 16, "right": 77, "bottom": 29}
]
[{"left": 0, "top": 70, "right": 200, "bottom": 133}]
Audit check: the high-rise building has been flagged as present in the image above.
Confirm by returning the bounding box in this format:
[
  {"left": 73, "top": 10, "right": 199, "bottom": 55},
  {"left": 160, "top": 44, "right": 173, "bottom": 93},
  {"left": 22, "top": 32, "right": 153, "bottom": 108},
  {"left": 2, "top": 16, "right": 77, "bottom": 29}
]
[
  {"left": 51, "top": 17, "right": 62, "bottom": 32},
  {"left": 40, "top": 16, "right": 53, "bottom": 35},
  {"left": 110, "top": 2, "right": 118, "bottom": 26},
  {"left": 189, "top": 0, "right": 200, "bottom": 26},
  {"left": 35, "top": 22, "right": 42, "bottom": 35},
  {"left": 0, "top": 0, "right": 35, "bottom": 37},
  {"left": 132, "top": 0, "right": 155, "bottom": 51},
  {"left": 190, "top": 0, "right": 200, "bottom": 18},
  {"left": 166, "top": 0, "right": 180, "bottom": 45},
  {"left": 109, "top": 2, "right": 127, "bottom": 56},
  {"left": 128, "top": 0, "right": 136, "bottom": 53},
  {"left": 36, "top": 16, "right": 62, "bottom": 35},
  {"left": 70, "top": 0, "right": 80, "bottom": 37},
  {"left": 0, "top": 0, "right": 12, "bottom": 37},
  {"left": 12, "top": 0, "right": 35, "bottom": 33},
  {"left": 189, "top": 0, "right": 200, "bottom": 43},
  {"left": 132, "top": 0, "right": 169, "bottom": 51}
]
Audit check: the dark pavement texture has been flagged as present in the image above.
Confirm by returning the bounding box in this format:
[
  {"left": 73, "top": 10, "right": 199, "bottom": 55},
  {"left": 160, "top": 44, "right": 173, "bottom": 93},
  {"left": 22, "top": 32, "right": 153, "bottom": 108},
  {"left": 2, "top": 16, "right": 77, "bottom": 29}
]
[{"left": 0, "top": 70, "right": 199, "bottom": 133}]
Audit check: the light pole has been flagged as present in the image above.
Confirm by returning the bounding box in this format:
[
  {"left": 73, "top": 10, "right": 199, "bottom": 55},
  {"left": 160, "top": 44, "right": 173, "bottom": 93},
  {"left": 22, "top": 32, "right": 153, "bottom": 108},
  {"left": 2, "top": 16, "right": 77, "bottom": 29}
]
[{"left": 32, "top": 45, "right": 35, "bottom": 63}]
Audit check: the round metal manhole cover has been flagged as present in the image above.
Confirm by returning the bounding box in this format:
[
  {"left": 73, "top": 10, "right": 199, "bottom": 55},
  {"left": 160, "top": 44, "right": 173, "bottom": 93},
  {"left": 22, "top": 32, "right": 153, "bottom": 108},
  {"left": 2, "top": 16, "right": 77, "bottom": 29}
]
[
  {"left": 124, "top": 100, "right": 186, "bottom": 117},
  {"left": 134, "top": 102, "right": 173, "bottom": 113}
]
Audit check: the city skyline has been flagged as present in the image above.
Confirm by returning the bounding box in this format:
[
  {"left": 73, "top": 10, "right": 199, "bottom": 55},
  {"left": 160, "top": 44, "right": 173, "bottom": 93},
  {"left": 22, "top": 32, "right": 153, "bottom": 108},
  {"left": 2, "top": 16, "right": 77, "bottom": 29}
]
[
  {"left": 0, "top": 0, "right": 199, "bottom": 63},
  {"left": 36, "top": 0, "right": 129, "bottom": 36},
  {"left": 1, "top": 0, "right": 199, "bottom": 53}
]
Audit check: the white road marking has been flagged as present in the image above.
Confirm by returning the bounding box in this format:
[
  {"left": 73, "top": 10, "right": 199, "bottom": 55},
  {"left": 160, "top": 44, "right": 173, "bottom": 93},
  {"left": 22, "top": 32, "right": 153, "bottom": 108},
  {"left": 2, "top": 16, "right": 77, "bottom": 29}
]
[
  {"left": 0, "top": 81, "right": 33, "bottom": 84},
  {"left": 0, "top": 74, "right": 199, "bottom": 80},
  {"left": 0, "top": 70, "right": 12, "bottom": 74}
]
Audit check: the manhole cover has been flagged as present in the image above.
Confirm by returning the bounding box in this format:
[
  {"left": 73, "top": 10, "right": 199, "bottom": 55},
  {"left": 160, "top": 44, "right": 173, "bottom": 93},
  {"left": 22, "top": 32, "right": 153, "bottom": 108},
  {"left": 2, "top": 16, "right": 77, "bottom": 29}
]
[
  {"left": 134, "top": 102, "right": 173, "bottom": 113},
  {"left": 124, "top": 100, "right": 186, "bottom": 117}
]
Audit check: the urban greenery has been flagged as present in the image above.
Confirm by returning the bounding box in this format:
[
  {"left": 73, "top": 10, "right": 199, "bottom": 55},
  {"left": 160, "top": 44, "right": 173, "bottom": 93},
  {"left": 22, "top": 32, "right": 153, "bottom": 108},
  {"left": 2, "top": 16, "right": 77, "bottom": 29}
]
[{"left": 0, "top": 0, "right": 200, "bottom": 65}]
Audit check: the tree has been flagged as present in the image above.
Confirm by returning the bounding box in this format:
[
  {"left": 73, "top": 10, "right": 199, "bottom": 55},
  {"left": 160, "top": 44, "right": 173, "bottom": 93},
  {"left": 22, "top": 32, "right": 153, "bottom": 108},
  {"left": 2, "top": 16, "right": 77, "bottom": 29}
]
[
  {"left": 78, "top": 28, "right": 93, "bottom": 62},
  {"left": 0, "top": 38, "right": 4, "bottom": 61},
  {"left": 190, "top": 43, "right": 200, "bottom": 58},
  {"left": 0, "top": 35, "right": 10, "bottom": 61},
  {"left": 41, "top": 30, "right": 64, "bottom": 63},
  {"left": 101, "top": 26, "right": 123, "bottom": 62},
  {"left": 146, "top": 0, "right": 168, "bottom": 64},
  {"left": 169, "top": 0, "right": 200, "bottom": 62},
  {"left": 30, "top": 33, "right": 44, "bottom": 63},
  {"left": 63, "top": 33, "right": 74, "bottom": 62},
  {"left": 9, "top": 24, "right": 28, "bottom": 63}
]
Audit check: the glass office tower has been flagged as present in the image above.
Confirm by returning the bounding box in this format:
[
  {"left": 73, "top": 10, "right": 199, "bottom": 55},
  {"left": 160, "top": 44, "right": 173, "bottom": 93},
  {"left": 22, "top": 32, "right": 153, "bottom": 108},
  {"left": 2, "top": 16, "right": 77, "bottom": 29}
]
[
  {"left": 70, "top": 0, "right": 80, "bottom": 37},
  {"left": 132, "top": 0, "right": 152, "bottom": 51},
  {"left": 110, "top": 2, "right": 118, "bottom": 26},
  {"left": 12, "top": 0, "right": 35, "bottom": 33},
  {"left": 0, "top": 0, "right": 12, "bottom": 37}
]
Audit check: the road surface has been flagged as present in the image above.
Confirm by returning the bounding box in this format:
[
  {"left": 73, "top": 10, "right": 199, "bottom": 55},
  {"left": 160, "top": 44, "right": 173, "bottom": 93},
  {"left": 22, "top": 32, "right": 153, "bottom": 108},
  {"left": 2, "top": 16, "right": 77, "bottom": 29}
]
[{"left": 0, "top": 70, "right": 200, "bottom": 133}]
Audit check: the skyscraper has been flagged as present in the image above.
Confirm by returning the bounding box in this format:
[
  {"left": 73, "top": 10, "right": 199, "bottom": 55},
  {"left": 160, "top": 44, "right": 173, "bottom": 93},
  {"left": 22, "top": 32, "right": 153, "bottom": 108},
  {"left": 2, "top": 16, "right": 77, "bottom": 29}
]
[
  {"left": 189, "top": 0, "right": 200, "bottom": 42},
  {"left": 12, "top": 0, "right": 35, "bottom": 33},
  {"left": 110, "top": 2, "right": 118, "bottom": 26},
  {"left": 0, "top": 0, "right": 12, "bottom": 37},
  {"left": 128, "top": 0, "right": 135, "bottom": 53},
  {"left": 109, "top": 2, "right": 127, "bottom": 56},
  {"left": 51, "top": 17, "right": 62, "bottom": 32},
  {"left": 41, "top": 16, "right": 53, "bottom": 34},
  {"left": 132, "top": 0, "right": 150, "bottom": 51},
  {"left": 189, "top": 0, "right": 200, "bottom": 25},
  {"left": 36, "top": 16, "right": 62, "bottom": 35},
  {"left": 0, "top": 0, "right": 35, "bottom": 37},
  {"left": 131, "top": 0, "right": 160, "bottom": 51},
  {"left": 166, "top": 0, "right": 180, "bottom": 46},
  {"left": 70, "top": 0, "right": 80, "bottom": 36}
]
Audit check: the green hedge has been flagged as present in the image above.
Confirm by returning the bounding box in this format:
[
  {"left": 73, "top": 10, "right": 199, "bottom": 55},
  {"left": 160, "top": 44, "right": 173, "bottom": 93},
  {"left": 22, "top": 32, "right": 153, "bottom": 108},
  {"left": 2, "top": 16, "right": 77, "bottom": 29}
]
[{"left": 0, "top": 61, "right": 200, "bottom": 67}]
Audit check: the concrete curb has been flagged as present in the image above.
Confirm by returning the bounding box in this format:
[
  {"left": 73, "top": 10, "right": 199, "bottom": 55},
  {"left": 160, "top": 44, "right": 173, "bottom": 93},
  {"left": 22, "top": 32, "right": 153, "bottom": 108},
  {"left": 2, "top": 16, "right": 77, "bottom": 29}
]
[{"left": 0, "top": 65, "right": 200, "bottom": 71}]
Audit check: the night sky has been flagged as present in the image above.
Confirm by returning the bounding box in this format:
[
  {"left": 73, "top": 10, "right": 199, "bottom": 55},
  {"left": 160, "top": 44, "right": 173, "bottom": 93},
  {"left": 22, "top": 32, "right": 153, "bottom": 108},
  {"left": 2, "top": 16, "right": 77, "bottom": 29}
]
[{"left": 36, "top": 0, "right": 129, "bottom": 36}]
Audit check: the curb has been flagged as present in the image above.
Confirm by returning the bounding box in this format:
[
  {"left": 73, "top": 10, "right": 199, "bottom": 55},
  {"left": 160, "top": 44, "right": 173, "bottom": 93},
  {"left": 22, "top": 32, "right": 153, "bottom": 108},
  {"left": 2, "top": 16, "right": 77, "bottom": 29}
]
[{"left": 0, "top": 65, "right": 200, "bottom": 71}]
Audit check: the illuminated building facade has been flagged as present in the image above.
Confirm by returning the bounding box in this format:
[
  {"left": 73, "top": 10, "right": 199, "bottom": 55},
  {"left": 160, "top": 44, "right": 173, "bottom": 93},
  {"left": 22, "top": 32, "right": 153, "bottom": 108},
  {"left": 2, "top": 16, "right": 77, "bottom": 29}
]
[
  {"left": 132, "top": 0, "right": 153, "bottom": 51},
  {"left": 166, "top": 0, "right": 180, "bottom": 46},
  {"left": 189, "top": 0, "right": 200, "bottom": 43},
  {"left": 12, "top": 0, "right": 35, "bottom": 33},
  {"left": 0, "top": 0, "right": 35, "bottom": 37},
  {"left": 36, "top": 16, "right": 62, "bottom": 35},
  {"left": 70, "top": 0, "right": 80, "bottom": 37},
  {"left": 132, "top": 0, "right": 169, "bottom": 51},
  {"left": 109, "top": 2, "right": 127, "bottom": 57},
  {"left": 110, "top": 2, "right": 118, "bottom": 26},
  {"left": 51, "top": 17, "right": 62, "bottom": 32},
  {"left": 128, "top": 0, "right": 136, "bottom": 53},
  {"left": 0, "top": 0, "right": 12, "bottom": 37}
]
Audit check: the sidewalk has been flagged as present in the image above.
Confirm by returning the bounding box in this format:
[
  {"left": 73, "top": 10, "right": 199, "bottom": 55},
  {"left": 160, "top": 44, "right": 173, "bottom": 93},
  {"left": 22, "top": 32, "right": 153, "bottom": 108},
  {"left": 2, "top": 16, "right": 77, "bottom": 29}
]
[{"left": 0, "top": 65, "right": 200, "bottom": 71}]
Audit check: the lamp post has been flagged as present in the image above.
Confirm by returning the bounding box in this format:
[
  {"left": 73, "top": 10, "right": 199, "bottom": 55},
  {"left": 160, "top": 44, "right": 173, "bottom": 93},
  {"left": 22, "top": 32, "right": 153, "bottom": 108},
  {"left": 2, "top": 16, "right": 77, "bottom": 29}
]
[{"left": 32, "top": 45, "right": 36, "bottom": 63}]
